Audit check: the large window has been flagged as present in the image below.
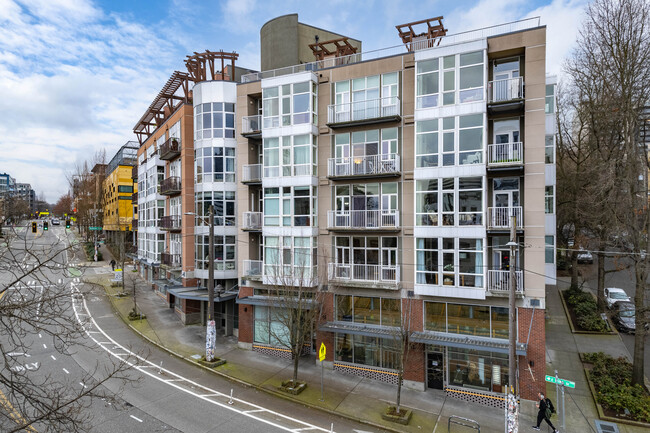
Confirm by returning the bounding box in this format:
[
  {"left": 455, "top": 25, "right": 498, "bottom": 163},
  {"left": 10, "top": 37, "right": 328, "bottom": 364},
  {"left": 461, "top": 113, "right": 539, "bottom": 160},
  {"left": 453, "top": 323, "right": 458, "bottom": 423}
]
[
  {"left": 195, "top": 146, "right": 235, "bottom": 183},
  {"left": 425, "top": 302, "right": 509, "bottom": 339},
  {"left": 545, "top": 135, "right": 554, "bottom": 164},
  {"left": 195, "top": 234, "right": 236, "bottom": 271},
  {"left": 333, "top": 73, "right": 399, "bottom": 121},
  {"left": 545, "top": 236, "right": 554, "bottom": 264},
  {"left": 416, "top": 51, "right": 485, "bottom": 109},
  {"left": 415, "top": 177, "right": 483, "bottom": 226},
  {"left": 263, "top": 186, "right": 317, "bottom": 227},
  {"left": 335, "top": 334, "right": 400, "bottom": 370},
  {"left": 333, "top": 236, "right": 399, "bottom": 281},
  {"left": 263, "top": 82, "right": 316, "bottom": 128},
  {"left": 545, "top": 185, "right": 554, "bottom": 214},
  {"left": 416, "top": 114, "right": 484, "bottom": 167},
  {"left": 263, "top": 134, "right": 316, "bottom": 177},
  {"left": 254, "top": 306, "right": 289, "bottom": 346},
  {"left": 195, "top": 191, "right": 235, "bottom": 226},
  {"left": 333, "top": 182, "right": 398, "bottom": 227},
  {"left": 263, "top": 236, "right": 317, "bottom": 280},
  {"left": 545, "top": 84, "right": 555, "bottom": 114},
  {"left": 416, "top": 238, "right": 484, "bottom": 288},
  {"left": 194, "top": 102, "right": 235, "bottom": 140},
  {"left": 335, "top": 295, "right": 400, "bottom": 326}
]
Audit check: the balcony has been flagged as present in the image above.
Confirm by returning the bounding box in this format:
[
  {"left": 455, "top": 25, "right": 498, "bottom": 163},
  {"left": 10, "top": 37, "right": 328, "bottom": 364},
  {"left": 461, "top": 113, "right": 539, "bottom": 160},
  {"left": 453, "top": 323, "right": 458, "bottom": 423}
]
[
  {"left": 161, "top": 252, "right": 181, "bottom": 269},
  {"left": 241, "top": 115, "right": 261, "bottom": 137},
  {"left": 131, "top": 166, "right": 138, "bottom": 181},
  {"left": 487, "top": 270, "right": 523, "bottom": 293},
  {"left": 242, "top": 212, "right": 262, "bottom": 231},
  {"left": 328, "top": 263, "right": 400, "bottom": 286},
  {"left": 160, "top": 215, "right": 182, "bottom": 231},
  {"left": 327, "top": 97, "right": 401, "bottom": 128},
  {"left": 487, "top": 206, "right": 523, "bottom": 230},
  {"left": 131, "top": 192, "right": 138, "bottom": 204},
  {"left": 131, "top": 218, "right": 138, "bottom": 228},
  {"left": 327, "top": 154, "right": 400, "bottom": 179},
  {"left": 243, "top": 260, "right": 262, "bottom": 280},
  {"left": 242, "top": 164, "right": 262, "bottom": 184},
  {"left": 159, "top": 137, "right": 181, "bottom": 160},
  {"left": 160, "top": 176, "right": 181, "bottom": 196},
  {"left": 487, "top": 142, "right": 523, "bottom": 169},
  {"left": 487, "top": 77, "right": 524, "bottom": 113},
  {"left": 327, "top": 210, "right": 399, "bottom": 231}
]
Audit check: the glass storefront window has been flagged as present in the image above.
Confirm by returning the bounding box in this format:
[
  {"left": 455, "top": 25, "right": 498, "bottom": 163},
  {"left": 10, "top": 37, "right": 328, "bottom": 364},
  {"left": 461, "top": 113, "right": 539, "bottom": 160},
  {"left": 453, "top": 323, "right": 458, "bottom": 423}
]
[
  {"left": 425, "top": 302, "right": 509, "bottom": 339},
  {"left": 448, "top": 348, "right": 508, "bottom": 392},
  {"left": 425, "top": 302, "right": 446, "bottom": 332}
]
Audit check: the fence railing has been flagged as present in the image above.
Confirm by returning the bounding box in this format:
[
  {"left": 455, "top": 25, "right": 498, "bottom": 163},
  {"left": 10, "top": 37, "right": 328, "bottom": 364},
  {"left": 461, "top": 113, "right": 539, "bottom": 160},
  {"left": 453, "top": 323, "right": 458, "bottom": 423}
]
[
  {"left": 488, "top": 77, "right": 524, "bottom": 103},
  {"left": 327, "top": 210, "right": 399, "bottom": 229},
  {"left": 242, "top": 164, "right": 262, "bottom": 182},
  {"left": 327, "top": 97, "right": 400, "bottom": 124},
  {"left": 160, "top": 176, "right": 181, "bottom": 195},
  {"left": 488, "top": 269, "right": 523, "bottom": 293},
  {"left": 327, "top": 154, "right": 400, "bottom": 177},
  {"left": 242, "top": 115, "right": 261, "bottom": 134},
  {"left": 487, "top": 142, "right": 523, "bottom": 166},
  {"left": 161, "top": 252, "right": 181, "bottom": 268},
  {"left": 328, "top": 263, "right": 400, "bottom": 283},
  {"left": 160, "top": 215, "right": 182, "bottom": 231},
  {"left": 487, "top": 206, "right": 523, "bottom": 229},
  {"left": 243, "top": 212, "right": 262, "bottom": 230},
  {"left": 159, "top": 137, "right": 181, "bottom": 160},
  {"left": 243, "top": 260, "right": 262, "bottom": 277}
]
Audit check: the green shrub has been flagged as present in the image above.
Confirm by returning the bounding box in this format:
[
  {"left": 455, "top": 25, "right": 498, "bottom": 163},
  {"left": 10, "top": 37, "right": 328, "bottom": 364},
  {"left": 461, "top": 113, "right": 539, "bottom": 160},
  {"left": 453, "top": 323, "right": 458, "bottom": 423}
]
[
  {"left": 563, "top": 288, "right": 607, "bottom": 331},
  {"left": 577, "top": 312, "right": 608, "bottom": 332}
]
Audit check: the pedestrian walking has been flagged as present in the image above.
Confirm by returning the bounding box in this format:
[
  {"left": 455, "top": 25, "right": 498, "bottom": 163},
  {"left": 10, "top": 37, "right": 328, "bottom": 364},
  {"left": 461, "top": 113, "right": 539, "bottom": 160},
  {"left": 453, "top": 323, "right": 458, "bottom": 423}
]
[
  {"left": 110, "top": 259, "right": 116, "bottom": 271},
  {"left": 533, "top": 392, "right": 558, "bottom": 432}
]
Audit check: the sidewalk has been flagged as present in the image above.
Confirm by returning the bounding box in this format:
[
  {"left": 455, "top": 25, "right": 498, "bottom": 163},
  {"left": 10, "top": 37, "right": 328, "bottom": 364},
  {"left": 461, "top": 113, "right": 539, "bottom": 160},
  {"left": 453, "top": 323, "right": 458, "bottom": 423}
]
[
  {"left": 546, "top": 277, "right": 648, "bottom": 433},
  {"left": 79, "top": 238, "right": 640, "bottom": 433}
]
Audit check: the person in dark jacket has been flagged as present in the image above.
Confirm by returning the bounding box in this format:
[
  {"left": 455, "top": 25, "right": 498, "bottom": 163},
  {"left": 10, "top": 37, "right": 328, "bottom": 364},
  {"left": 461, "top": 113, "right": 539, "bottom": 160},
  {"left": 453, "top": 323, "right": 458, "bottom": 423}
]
[
  {"left": 533, "top": 392, "right": 558, "bottom": 431},
  {"left": 110, "top": 259, "right": 116, "bottom": 271}
]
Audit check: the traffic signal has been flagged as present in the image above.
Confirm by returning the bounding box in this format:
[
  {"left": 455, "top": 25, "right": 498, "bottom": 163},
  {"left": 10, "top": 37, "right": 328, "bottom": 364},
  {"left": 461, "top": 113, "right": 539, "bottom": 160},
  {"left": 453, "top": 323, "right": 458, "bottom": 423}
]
[
  {"left": 43, "top": 221, "right": 48, "bottom": 231},
  {"left": 66, "top": 219, "right": 71, "bottom": 228},
  {"left": 31, "top": 222, "right": 37, "bottom": 233}
]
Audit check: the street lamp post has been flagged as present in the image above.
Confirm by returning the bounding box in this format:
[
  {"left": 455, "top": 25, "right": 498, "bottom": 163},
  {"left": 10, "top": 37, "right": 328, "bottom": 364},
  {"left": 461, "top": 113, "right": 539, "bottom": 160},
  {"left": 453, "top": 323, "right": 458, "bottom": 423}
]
[{"left": 506, "top": 215, "right": 518, "bottom": 433}]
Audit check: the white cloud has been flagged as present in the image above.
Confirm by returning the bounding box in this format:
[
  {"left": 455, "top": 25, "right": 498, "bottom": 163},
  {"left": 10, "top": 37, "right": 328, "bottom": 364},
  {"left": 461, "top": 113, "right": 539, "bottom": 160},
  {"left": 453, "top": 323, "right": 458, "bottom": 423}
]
[{"left": 221, "top": 0, "right": 258, "bottom": 34}]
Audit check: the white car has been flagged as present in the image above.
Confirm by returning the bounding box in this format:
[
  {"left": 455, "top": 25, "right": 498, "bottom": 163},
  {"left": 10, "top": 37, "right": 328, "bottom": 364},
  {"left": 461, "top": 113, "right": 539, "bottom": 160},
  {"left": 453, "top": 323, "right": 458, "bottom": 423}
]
[
  {"left": 604, "top": 287, "right": 631, "bottom": 309},
  {"left": 577, "top": 250, "right": 593, "bottom": 264}
]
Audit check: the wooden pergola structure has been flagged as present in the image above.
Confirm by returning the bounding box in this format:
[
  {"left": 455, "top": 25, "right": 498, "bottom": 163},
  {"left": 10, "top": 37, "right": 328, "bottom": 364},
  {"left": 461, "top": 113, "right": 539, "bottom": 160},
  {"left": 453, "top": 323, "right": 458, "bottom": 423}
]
[
  {"left": 309, "top": 37, "right": 358, "bottom": 61},
  {"left": 396, "top": 17, "right": 448, "bottom": 51},
  {"left": 133, "top": 50, "right": 238, "bottom": 144}
]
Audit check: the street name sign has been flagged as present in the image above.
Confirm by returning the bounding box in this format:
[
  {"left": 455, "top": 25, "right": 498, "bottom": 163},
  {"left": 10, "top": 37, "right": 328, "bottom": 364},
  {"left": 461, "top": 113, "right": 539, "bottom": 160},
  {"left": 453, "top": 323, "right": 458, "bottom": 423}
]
[
  {"left": 545, "top": 375, "right": 575, "bottom": 388},
  {"left": 89, "top": 227, "right": 102, "bottom": 230}
]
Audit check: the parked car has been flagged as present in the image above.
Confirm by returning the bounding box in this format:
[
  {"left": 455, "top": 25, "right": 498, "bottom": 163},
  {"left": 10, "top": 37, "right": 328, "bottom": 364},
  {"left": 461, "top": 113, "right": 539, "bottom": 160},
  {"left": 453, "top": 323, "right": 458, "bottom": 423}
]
[
  {"left": 612, "top": 302, "right": 636, "bottom": 333},
  {"left": 51, "top": 219, "right": 60, "bottom": 225},
  {"left": 577, "top": 250, "right": 593, "bottom": 264},
  {"left": 604, "top": 287, "right": 631, "bottom": 309}
]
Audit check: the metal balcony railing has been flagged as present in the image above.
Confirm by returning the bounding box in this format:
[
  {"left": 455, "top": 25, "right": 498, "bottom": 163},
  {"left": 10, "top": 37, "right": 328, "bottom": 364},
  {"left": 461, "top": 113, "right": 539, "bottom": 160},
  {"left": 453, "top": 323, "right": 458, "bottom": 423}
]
[
  {"left": 327, "top": 97, "right": 401, "bottom": 124},
  {"left": 243, "top": 260, "right": 262, "bottom": 277},
  {"left": 487, "top": 206, "right": 523, "bottom": 229},
  {"left": 487, "top": 142, "right": 523, "bottom": 166},
  {"left": 161, "top": 252, "right": 181, "bottom": 268},
  {"left": 159, "top": 137, "right": 181, "bottom": 160},
  {"left": 488, "top": 77, "right": 524, "bottom": 103},
  {"left": 488, "top": 269, "right": 523, "bottom": 293},
  {"left": 242, "top": 115, "right": 262, "bottom": 134},
  {"left": 327, "top": 210, "right": 399, "bottom": 229},
  {"left": 243, "top": 212, "right": 262, "bottom": 230},
  {"left": 242, "top": 164, "right": 262, "bottom": 183},
  {"left": 160, "top": 176, "right": 181, "bottom": 195},
  {"left": 327, "top": 154, "right": 400, "bottom": 177},
  {"left": 160, "top": 215, "right": 182, "bottom": 231},
  {"left": 328, "top": 263, "right": 400, "bottom": 283}
]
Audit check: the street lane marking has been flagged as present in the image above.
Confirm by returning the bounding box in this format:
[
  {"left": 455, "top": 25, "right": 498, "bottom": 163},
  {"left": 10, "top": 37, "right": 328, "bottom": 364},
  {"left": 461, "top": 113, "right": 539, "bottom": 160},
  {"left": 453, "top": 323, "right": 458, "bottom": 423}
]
[
  {"left": 79, "top": 382, "right": 87, "bottom": 389},
  {"left": 0, "top": 388, "right": 37, "bottom": 432},
  {"left": 130, "top": 415, "right": 143, "bottom": 422},
  {"left": 50, "top": 355, "right": 56, "bottom": 361},
  {"left": 38, "top": 333, "right": 42, "bottom": 338},
  {"left": 42, "top": 344, "right": 47, "bottom": 349},
  {"left": 62, "top": 368, "right": 69, "bottom": 374},
  {"left": 70, "top": 283, "right": 334, "bottom": 433}
]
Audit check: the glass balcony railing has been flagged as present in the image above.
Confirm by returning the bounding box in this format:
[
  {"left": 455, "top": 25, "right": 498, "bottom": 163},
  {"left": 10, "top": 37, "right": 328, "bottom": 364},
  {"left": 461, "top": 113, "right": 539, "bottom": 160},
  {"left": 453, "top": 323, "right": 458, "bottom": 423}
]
[
  {"left": 327, "top": 97, "right": 401, "bottom": 125},
  {"left": 242, "top": 164, "right": 262, "bottom": 183},
  {"left": 242, "top": 115, "right": 262, "bottom": 135},
  {"left": 243, "top": 260, "right": 262, "bottom": 277},
  {"left": 242, "top": 212, "right": 262, "bottom": 230}
]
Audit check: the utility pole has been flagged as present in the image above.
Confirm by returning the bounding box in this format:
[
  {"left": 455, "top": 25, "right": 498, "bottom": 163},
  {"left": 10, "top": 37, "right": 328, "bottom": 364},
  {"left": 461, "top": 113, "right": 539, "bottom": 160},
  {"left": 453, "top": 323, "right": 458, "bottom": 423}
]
[
  {"left": 206, "top": 204, "right": 216, "bottom": 362},
  {"left": 506, "top": 214, "right": 518, "bottom": 433}
]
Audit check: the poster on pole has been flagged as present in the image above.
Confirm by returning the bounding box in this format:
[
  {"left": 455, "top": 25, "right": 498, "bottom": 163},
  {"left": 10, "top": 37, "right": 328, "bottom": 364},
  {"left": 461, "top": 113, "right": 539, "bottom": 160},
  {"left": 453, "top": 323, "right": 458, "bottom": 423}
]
[{"left": 206, "top": 320, "right": 216, "bottom": 361}]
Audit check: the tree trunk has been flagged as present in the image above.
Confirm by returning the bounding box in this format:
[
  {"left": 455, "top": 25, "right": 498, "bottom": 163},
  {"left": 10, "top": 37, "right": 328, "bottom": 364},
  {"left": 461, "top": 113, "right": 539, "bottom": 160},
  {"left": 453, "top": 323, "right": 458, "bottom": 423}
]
[
  {"left": 395, "top": 370, "right": 402, "bottom": 414},
  {"left": 570, "top": 252, "right": 579, "bottom": 288},
  {"left": 597, "top": 246, "right": 606, "bottom": 312},
  {"left": 632, "top": 265, "right": 646, "bottom": 386},
  {"left": 292, "top": 342, "right": 300, "bottom": 384}
]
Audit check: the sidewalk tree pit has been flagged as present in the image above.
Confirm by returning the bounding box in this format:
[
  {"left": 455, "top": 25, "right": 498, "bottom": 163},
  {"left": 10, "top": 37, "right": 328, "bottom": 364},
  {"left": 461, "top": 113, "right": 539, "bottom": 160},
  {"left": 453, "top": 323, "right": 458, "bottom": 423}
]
[{"left": 563, "top": 286, "right": 609, "bottom": 332}]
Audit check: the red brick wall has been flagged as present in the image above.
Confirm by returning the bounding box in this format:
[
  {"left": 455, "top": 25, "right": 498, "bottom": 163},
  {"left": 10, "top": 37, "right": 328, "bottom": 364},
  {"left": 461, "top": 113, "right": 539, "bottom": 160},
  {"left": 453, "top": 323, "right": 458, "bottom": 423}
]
[
  {"left": 317, "top": 293, "right": 335, "bottom": 361},
  {"left": 518, "top": 307, "right": 545, "bottom": 400},
  {"left": 404, "top": 343, "right": 425, "bottom": 382},
  {"left": 238, "top": 286, "right": 254, "bottom": 344}
]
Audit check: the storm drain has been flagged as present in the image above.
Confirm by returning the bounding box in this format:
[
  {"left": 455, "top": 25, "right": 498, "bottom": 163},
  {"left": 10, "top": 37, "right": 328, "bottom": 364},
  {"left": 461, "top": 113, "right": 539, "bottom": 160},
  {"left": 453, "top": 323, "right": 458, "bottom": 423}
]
[{"left": 594, "top": 420, "right": 619, "bottom": 433}]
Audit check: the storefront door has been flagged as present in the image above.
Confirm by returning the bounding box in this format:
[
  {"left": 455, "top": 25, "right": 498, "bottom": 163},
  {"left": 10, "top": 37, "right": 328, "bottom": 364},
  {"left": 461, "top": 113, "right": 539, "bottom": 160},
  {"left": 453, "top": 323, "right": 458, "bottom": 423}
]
[{"left": 427, "top": 352, "right": 444, "bottom": 390}]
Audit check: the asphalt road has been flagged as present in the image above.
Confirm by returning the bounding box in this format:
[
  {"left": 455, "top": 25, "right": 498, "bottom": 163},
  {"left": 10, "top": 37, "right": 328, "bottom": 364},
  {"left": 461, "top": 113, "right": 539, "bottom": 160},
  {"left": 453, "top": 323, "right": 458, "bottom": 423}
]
[
  {"left": 1, "top": 224, "right": 386, "bottom": 433},
  {"left": 578, "top": 254, "right": 650, "bottom": 376}
]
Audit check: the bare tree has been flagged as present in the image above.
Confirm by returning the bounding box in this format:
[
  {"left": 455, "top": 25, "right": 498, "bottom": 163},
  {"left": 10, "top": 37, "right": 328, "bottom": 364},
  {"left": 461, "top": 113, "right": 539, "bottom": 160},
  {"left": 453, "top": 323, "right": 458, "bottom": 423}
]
[
  {"left": 389, "top": 297, "right": 414, "bottom": 417},
  {"left": 0, "top": 225, "right": 134, "bottom": 431}
]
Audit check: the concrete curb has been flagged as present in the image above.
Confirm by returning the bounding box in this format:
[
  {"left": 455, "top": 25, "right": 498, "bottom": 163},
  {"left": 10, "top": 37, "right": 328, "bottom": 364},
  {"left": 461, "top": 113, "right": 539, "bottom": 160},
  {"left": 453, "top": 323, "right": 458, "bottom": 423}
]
[{"left": 92, "top": 279, "right": 410, "bottom": 433}]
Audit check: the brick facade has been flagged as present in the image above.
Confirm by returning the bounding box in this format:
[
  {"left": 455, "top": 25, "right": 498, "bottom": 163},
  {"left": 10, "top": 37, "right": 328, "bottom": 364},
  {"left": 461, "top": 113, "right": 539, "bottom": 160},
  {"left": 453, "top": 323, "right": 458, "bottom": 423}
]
[
  {"left": 238, "top": 286, "right": 254, "bottom": 344},
  {"left": 518, "top": 306, "right": 546, "bottom": 400}
]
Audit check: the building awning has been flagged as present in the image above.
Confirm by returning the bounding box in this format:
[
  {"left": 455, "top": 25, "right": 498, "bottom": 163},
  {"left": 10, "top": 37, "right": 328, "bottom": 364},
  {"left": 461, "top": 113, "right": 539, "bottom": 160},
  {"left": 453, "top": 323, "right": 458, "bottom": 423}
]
[
  {"left": 168, "top": 287, "right": 237, "bottom": 302},
  {"left": 410, "top": 330, "right": 527, "bottom": 356},
  {"left": 319, "top": 321, "right": 400, "bottom": 338},
  {"left": 236, "top": 295, "right": 316, "bottom": 309}
]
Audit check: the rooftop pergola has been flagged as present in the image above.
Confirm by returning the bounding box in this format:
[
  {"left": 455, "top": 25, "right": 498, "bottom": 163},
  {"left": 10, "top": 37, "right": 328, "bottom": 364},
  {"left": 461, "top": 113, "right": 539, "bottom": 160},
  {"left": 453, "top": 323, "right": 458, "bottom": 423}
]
[
  {"left": 396, "top": 16, "right": 448, "bottom": 51},
  {"left": 309, "top": 37, "right": 358, "bottom": 61},
  {"left": 133, "top": 50, "right": 239, "bottom": 144}
]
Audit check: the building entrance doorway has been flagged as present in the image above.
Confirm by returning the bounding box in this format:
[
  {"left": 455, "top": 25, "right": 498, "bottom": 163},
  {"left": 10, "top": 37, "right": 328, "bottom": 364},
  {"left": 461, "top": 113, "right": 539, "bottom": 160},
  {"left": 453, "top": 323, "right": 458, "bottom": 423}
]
[{"left": 427, "top": 352, "right": 444, "bottom": 390}]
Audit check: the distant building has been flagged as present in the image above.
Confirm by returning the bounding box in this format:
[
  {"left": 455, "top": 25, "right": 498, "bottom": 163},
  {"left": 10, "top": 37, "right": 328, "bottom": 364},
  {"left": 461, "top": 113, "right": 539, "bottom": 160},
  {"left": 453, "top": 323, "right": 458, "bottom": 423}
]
[
  {"left": 103, "top": 142, "right": 138, "bottom": 245},
  {"left": 16, "top": 183, "right": 36, "bottom": 213},
  {"left": 0, "top": 173, "right": 16, "bottom": 197}
]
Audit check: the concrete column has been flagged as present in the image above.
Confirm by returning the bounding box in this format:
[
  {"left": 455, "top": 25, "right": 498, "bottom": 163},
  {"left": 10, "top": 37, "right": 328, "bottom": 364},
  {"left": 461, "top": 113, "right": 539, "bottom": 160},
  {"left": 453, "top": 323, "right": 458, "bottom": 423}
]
[{"left": 225, "top": 299, "right": 234, "bottom": 336}]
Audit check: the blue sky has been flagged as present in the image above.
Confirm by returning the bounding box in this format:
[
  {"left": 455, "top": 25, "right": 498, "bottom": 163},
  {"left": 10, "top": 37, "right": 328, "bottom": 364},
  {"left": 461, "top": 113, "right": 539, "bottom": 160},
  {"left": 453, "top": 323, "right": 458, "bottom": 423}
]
[{"left": 0, "top": 0, "right": 588, "bottom": 203}]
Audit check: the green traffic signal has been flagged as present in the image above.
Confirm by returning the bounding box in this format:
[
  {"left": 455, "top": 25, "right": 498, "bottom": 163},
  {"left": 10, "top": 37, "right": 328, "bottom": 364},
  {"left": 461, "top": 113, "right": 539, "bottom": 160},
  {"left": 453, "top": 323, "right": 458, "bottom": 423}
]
[
  {"left": 66, "top": 219, "right": 71, "bottom": 228},
  {"left": 43, "top": 221, "right": 48, "bottom": 231}
]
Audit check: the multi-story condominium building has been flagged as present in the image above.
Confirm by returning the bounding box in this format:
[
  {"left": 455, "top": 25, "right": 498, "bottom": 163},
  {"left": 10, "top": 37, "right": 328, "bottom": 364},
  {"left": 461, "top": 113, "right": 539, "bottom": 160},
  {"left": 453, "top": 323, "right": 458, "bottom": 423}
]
[
  {"left": 236, "top": 16, "right": 555, "bottom": 404},
  {"left": 0, "top": 173, "right": 16, "bottom": 197},
  {"left": 16, "top": 183, "right": 35, "bottom": 214},
  {"left": 103, "top": 142, "right": 138, "bottom": 245}
]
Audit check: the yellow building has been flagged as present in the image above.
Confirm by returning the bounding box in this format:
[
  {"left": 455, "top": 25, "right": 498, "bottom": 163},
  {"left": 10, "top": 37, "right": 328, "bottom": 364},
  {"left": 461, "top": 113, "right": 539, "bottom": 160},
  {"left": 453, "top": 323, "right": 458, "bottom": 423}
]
[{"left": 103, "top": 142, "right": 138, "bottom": 244}]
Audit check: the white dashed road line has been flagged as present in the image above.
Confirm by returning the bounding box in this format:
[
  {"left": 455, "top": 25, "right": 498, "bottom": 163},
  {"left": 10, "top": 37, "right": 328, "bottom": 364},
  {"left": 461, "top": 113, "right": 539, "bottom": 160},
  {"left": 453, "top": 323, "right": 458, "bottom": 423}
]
[
  {"left": 130, "top": 415, "right": 143, "bottom": 423},
  {"left": 50, "top": 355, "right": 56, "bottom": 361},
  {"left": 62, "top": 368, "right": 69, "bottom": 374},
  {"left": 42, "top": 344, "right": 47, "bottom": 349}
]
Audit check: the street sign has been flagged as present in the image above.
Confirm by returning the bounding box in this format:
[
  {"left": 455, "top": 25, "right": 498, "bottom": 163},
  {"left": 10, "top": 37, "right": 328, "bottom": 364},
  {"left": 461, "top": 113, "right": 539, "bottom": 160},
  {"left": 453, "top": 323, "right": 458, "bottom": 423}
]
[
  {"left": 319, "top": 342, "right": 326, "bottom": 361},
  {"left": 545, "top": 375, "right": 575, "bottom": 388},
  {"left": 89, "top": 227, "right": 102, "bottom": 231}
]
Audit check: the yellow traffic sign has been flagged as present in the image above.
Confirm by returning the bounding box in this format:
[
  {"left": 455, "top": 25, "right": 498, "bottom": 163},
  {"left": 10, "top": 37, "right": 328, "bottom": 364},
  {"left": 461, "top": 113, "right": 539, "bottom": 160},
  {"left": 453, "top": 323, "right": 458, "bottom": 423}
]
[{"left": 319, "top": 342, "right": 326, "bottom": 361}]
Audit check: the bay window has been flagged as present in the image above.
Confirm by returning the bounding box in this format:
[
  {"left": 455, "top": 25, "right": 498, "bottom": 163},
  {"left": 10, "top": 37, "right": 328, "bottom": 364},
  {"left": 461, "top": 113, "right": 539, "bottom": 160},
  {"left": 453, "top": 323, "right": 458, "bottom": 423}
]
[{"left": 416, "top": 238, "right": 484, "bottom": 288}]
